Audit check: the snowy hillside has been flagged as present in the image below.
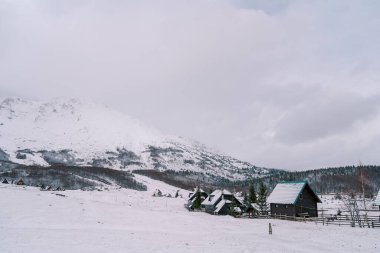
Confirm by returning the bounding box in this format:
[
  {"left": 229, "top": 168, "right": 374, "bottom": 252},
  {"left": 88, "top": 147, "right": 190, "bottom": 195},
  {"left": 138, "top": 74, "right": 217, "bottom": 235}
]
[
  {"left": 0, "top": 97, "right": 267, "bottom": 180},
  {"left": 0, "top": 183, "right": 378, "bottom": 253}
]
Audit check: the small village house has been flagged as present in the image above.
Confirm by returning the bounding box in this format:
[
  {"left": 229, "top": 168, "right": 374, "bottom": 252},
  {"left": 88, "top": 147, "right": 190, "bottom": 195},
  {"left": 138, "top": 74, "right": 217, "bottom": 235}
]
[
  {"left": 16, "top": 178, "right": 25, "bottom": 186},
  {"left": 1, "top": 178, "right": 9, "bottom": 184},
  {"left": 44, "top": 186, "right": 52, "bottom": 191},
  {"left": 54, "top": 186, "right": 65, "bottom": 191},
  {"left": 201, "top": 189, "right": 244, "bottom": 215},
  {"left": 245, "top": 203, "right": 260, "bottom": 217},
  {"left": 186, "top": 187, "right": 208, "bottom": 210},
  {"left": 268, "top": 181, "right": 321, "bottom": 218}
]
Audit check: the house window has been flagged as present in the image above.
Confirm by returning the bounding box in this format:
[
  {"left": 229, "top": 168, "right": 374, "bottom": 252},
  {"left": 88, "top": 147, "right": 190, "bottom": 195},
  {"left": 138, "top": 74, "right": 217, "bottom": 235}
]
[
  {"left": 285, "top": 205, "right": 288, "bottom": 209},
  {"left": 299, "top": 194, "right": 303, "bottom": 200},
  {"left": 275, "top": 204, "right": 278, "bottom": 208}
]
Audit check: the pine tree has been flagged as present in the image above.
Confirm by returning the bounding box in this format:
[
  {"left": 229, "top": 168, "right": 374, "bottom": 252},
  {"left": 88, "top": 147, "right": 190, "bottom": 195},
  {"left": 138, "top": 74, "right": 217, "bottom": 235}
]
[
  {"left": 243, "top": 192, "right": 249, "bottom": 206},
  {"left": 193, "top": 190, "right": 202, "bottom": 210},
  {"left": 248, "top": 184, "right": 257, "bottom": 204},
  {"left": 257, "top": 182, "right": 268, "bottom": 214},
  {"left": 228, "top": 198, "right": 238, "bottom": 217}
]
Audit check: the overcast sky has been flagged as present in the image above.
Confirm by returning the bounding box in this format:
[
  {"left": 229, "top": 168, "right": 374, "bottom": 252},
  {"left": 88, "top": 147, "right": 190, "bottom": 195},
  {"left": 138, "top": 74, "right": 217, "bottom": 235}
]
[{"left": 1, "top": 0, "right": 380, "bottom": 170}]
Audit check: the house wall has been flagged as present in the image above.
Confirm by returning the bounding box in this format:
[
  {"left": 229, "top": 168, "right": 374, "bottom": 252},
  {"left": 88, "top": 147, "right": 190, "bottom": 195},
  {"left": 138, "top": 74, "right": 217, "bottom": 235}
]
[
  {"left": 295, "top": 186, "right": 318, "bottom": 217},
  {"left": 203, "top": 197, "right": 222, "bottom": 213},
  {"left": 223, "top": 194, "right": 233, "bottom": 201},
  {"left": 270, "top": 203, "right": 295, "bottom": 216},
  {"left": 217, "top": 203, "right": 230, "bottom": 215}
]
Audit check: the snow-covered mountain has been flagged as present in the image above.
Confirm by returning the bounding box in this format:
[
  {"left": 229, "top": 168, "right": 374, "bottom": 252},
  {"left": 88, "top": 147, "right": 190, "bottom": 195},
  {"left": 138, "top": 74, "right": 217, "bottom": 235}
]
[{"left": 0, "top": 97, "right": 268, "bottom": 180}]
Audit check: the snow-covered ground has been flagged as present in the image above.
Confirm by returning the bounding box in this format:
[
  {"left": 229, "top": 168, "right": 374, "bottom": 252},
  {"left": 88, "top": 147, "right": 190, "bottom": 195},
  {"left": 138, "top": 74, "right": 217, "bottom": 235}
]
[
  {"left": 0, "top": 179, "right": 379, "bottom": 253},
  {"left": 319, "top": 194, "right": 380, "bottom": 216}
]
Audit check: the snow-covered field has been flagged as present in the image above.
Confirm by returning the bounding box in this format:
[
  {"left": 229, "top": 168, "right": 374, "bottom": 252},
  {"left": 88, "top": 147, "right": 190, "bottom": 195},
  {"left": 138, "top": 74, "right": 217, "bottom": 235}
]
[{"left": 0, "top": 179, "right": 379, "bottom": 253}]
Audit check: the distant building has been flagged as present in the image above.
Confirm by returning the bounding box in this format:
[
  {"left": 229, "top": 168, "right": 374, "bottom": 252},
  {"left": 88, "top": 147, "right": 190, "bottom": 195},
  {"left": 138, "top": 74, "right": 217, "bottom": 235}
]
[
  {"left": 1, "top": 178, "right": 9, "bottom": 184},
  {"left": 54, "top": 186, "right": 65, "bottom": 191},
  {"left": 245, "top": 203, "right": 260, "bottom": 217},
  {"left": 201, "top": 189, "right": 244, "bottom": 215},
  {"left": 186, "top": 187, "right": 208, "bottom": 210},
  {"left": 16, "top": 179, "right": 25, "bottom": 186},
  {"left": 268, "top": 181, "right": 321, "bottom": 217}
]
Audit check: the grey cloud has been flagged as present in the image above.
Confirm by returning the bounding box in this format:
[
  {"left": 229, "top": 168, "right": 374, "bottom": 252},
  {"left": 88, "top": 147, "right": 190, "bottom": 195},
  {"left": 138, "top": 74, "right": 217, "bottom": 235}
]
[
  {"left": 0, "top": 0, "right": 380, "bottom": 170},
  {"left": 274, "top": 94, "right": 380, "bottom": 144}
]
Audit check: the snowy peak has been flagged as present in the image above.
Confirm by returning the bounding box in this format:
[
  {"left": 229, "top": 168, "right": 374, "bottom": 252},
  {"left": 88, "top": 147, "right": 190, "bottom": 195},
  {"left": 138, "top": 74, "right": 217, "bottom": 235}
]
[
  {"left": 0, "top": 97, "right": 165, "bottom": 153},
  {"left": 0, "top": 97, "right": 268, "bottom": 180}
]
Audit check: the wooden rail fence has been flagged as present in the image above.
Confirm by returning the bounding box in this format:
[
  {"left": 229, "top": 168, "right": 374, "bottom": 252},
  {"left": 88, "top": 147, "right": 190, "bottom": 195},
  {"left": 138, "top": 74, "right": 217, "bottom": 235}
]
[{"left": 244, "top": 214, "right": 380, "bottom": 228}]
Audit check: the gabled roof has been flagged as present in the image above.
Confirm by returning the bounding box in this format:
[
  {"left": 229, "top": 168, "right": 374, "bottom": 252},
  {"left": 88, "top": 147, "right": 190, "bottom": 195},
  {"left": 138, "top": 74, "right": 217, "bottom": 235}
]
[
  {"left": 214, "top": 199, "right": 232, "bottom": 213},
  {"left": 267, "top": 181, "right": 321, "bottom": 204},
  {"left": 202, "top": 191, "right": 222, "bottom": 206},
  {"left": 210, "top": 189, "right": 232, "bottom": 196},
  {"left": 189, "top": 187, "right": 207, "bottom": 200},
  {"left": 201, "top": 189, "right": 235, "bottom": 206},
  {"left": 193, "top": 187, "right": 205, "bottom": 193}
]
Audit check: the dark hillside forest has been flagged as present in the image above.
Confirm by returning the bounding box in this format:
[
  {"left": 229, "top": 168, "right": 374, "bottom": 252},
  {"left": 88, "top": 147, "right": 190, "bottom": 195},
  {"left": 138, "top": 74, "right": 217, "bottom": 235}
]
[
  {"left": 135, "top": 165, "right": 380, "bottom": 197},
  {"left": 1, "top": 159, "right": 379, "bottom": 196},
  {"left": 248, "top": 165, "right": 380, "bottom": 197},
  {"left": 0, "top": 161, "right": 146, "bottom": 191}
]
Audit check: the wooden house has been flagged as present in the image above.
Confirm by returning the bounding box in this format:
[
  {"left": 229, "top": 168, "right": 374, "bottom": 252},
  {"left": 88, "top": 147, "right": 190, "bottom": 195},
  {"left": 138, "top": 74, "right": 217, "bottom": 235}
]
[
  {"left": 16, "top": 179, "right": 25, "bottom": 186},
  {"left": 1, "top": 178, "right": 9, "bottom": 184},
  {"left": 268, "top": 181, "right": 321, "bottom": 217},
  {"left": 186, "top": 187, "right": 208, "bottom": 210},
  {"left": 54, "top": 186, "right": 65, "bottom": 191},
  {"left": 201, "top": 189, "right": 244, "bottom": 215},
  {"left": 245, "top": 203, "right": 260, "bottom": 217}
]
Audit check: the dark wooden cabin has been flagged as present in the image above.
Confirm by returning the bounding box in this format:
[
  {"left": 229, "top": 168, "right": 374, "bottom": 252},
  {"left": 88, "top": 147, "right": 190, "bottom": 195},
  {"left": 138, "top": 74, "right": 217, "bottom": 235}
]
[
  {"left": 268, "top": 181, "right": 321, "bottom": 218},
  {"left": 201, "top": 189, "right": 244, "bottom": 215},
  {"left": 16, "top": 179, "right": 25, "bottom": 186},
  {"left": 1, "top": 178, "right": 9, "bottom": 184},
  {"left": 186, "top": 187, "right": 208, "bottom": 210}
]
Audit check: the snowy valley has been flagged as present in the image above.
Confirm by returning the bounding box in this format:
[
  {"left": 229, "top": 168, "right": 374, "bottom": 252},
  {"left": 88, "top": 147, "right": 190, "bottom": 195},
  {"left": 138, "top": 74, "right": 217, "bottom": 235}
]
[{"left": 0, "top": 180, "right": 379, "bottom": 253}]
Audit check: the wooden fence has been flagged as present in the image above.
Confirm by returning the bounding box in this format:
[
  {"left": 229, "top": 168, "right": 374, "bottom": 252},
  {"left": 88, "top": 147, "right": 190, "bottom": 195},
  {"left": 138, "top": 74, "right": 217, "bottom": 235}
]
[{"left": 245, "top": 213, "right": 380, "bottom": 228}]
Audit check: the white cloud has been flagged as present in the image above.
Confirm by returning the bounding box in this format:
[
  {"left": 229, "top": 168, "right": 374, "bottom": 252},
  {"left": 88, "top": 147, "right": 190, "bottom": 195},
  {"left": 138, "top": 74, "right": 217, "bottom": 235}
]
[{"left": 0, "top": 0, "right": 380, "bottom": 170}]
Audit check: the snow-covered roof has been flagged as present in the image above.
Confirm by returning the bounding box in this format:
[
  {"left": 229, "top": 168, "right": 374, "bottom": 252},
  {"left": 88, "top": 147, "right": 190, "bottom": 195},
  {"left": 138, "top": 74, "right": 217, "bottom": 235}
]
[
  {"left": 267, "top": 181, "right": 320, "bottom": 204},
  {"left": 189, "top": 187, "right": 207, "bottom": 200},
  {"left": 202, "top": 191, "right": 222, "bottom": 206},
  {"left": 234, "top": 196, "right": 244, "bottom": 206},
  {"left": 193, "top": 187, "right": 205, "bottom": 193},
  {"left": 251, "top": 203, "right": 259, "bottom": 211},
  {"left": 201, "top": 189, "right": 234, "bottom": 206},
  {"left": 210, "top": 189, "right": 232, "bottom": 196},
  {"left": 214, "top": 199, "right": 232, "bottom": 213}
]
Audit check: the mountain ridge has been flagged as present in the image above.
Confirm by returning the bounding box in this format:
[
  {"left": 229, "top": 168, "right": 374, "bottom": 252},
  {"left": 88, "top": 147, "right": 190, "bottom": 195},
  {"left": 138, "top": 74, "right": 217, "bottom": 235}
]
[{"left": 0, "top": 97, "right": 268, "bottom": 180}]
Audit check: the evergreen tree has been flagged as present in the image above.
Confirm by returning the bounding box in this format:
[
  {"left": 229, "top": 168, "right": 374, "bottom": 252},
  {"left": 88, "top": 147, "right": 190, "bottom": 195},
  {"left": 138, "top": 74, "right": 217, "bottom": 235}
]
[
  {"left": 243, "top": 192, "right": 249, "bottom": 206},
  {"left": 228, "top": 198, "right": 238, "bottom": 217},
  {"left": 193, "top": 190, "right": 202, "bottom": 210},
  {"left": 257, "top": 182, "right": 268, "bottom": 214},
  {"left": 248, "top": 184, "right": 257, "bottom": 204}
]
